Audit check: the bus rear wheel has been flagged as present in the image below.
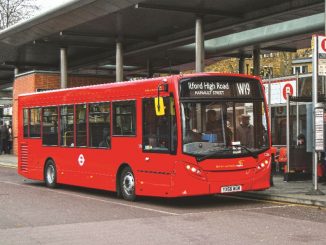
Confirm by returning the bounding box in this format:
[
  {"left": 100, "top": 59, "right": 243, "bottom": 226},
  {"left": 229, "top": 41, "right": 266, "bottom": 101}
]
[
  {"left": 120, "top": 166, "right": 136, "bottom": 201},
  {"left": 44, "top": 160, "right": 57, "bottom": 188}
]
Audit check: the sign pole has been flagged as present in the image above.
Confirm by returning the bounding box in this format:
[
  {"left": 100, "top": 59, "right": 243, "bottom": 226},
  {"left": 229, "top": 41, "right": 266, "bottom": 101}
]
[
  {"left": 307, "top": 35, "right": 325, "bottom": 195},
  {"left": 296, "top": 72, "right": 299, "bottom": 142},
  {"left": 268, "top": 74, "right": 272, "bottom": 133},
  {"left": 286, "top": 92, "right": 290, "bottom": 182}
]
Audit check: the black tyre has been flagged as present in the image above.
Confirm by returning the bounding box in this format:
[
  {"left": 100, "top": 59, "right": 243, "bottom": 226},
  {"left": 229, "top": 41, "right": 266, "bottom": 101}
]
[
  {"left": 120, "top": 166, "right": 136, "bottom": 201},
  {"left": 44, "top": 160, "right": 57, "bottom": 188}
]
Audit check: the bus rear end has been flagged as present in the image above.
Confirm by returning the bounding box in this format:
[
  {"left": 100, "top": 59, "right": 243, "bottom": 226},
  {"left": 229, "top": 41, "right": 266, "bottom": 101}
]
[{"left": 172, "top": 74, "right": 271, "bottom": 196}]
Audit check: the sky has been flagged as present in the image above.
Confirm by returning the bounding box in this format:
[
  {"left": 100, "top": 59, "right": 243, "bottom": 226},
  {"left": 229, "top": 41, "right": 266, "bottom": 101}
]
[{"left": 36, "top": 0, "right": 73, "bottom": 12}]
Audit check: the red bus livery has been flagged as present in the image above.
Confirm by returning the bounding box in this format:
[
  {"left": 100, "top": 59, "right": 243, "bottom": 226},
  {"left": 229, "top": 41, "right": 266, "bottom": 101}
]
[{"left": 18, "top": 73, "right": 271, "bottom": 201}]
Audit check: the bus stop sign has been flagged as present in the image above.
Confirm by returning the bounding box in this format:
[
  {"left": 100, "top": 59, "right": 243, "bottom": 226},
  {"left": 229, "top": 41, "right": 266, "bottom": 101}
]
[
  {"left": 282, "top": 83, "right": 294, "bottom": 100},
  {"left": 318, "top": 36, "right": 326, "bottom": 76}
]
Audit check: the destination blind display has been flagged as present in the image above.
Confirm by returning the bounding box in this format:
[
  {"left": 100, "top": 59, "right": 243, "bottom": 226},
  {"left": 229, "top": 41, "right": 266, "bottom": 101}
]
[
  {"left": 188, "top": 81, "right": 231, "bottom": 97},
  {"left": 179, "top": 76, "right": 262, "bottom": 99}
]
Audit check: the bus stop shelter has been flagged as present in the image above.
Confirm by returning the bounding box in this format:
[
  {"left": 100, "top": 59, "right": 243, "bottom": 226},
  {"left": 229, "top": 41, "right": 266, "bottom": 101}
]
[{"left": 0, "top": 0, "right": 324, "bottom": 88}]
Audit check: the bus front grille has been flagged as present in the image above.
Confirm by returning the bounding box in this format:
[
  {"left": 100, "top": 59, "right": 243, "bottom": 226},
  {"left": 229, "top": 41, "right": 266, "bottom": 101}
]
[{"left": 20, "top": 144, "right": 28, "bottom": 172}]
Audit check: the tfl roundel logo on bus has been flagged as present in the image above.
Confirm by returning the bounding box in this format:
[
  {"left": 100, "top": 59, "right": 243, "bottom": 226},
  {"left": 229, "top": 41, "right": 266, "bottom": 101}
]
[{"left": 78, "top": 154, "right": 85, "bottom": 166}]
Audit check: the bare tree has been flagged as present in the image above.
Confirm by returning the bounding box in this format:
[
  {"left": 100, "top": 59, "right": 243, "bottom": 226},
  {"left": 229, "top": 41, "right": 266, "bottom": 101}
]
[{"left": 0, "top": 0, "right": 39, "bottom": 30}]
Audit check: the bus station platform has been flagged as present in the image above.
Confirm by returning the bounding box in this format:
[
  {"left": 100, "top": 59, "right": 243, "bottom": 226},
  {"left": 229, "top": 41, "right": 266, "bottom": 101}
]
[
  {"left": 235, "top": 175, "right": 326, "bottom": 208},
  {"left": 1, "top": 154, "right": 325, "bottom": 207}
]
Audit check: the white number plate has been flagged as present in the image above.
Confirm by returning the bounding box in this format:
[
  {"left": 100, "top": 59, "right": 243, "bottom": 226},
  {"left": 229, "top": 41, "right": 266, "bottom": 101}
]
[{"left": 221, "top": 185, "right": 242, "bottom": 193}]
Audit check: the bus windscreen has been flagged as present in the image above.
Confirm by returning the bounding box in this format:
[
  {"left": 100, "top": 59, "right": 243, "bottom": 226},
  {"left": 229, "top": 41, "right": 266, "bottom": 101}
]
[{"left": 180, "top": 76, "right": 269, "bottom": 159}]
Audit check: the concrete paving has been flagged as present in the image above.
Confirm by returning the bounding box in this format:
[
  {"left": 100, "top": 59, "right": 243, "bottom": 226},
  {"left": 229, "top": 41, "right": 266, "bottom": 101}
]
[
  {"left": 0, "top": 154, "right": 18, "bottom": 168},
  {"left": 237, "top": 175, "right": 326, "bottom": 207},
  {"left": 1, "top": 154, "right": 326, "bottom": 207}
]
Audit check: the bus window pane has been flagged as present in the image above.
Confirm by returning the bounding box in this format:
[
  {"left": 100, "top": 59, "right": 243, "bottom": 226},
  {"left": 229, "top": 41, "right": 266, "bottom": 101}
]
[
  {"left": 113, "top": 101, "right": 136, "bottom": 136},
  {"left": 234, "top": 102, "right": 268, "bottom": 148},
  {"left": 60, "top": 105, "right": 74, "bottom": 147},
  {"left": 42, "top": 107, "right": 58, "bottom": 146},
  {"left": 143, "top": 97, "right": 176, "bottom": 152},
  {"left": 23, "top": 109, "right": 29, "bottom": 138},
  {"left": 89, "top": 102, "right": 110, "bottom": 148},
  {"left": 76, "top": 104, "right": 87, "bottom": 147},
  {"left": 30, "top": 108, "right": 41, "bottom": 138}
]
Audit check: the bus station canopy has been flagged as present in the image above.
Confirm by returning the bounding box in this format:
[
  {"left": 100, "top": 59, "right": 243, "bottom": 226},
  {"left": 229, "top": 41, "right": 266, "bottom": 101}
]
[{"left": 0, "top": 0, "right": 324, "bottom": 86}]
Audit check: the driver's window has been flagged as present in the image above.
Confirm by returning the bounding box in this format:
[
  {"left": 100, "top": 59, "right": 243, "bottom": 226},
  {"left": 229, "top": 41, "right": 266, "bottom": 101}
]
[{"left": 143, "top": 97, "right": 176, "bottom": 152}]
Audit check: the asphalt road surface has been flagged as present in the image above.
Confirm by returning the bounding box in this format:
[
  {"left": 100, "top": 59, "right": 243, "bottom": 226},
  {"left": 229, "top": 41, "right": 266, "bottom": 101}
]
[{"left": 0, "top": 166, "right": 325, "bottom": 245}]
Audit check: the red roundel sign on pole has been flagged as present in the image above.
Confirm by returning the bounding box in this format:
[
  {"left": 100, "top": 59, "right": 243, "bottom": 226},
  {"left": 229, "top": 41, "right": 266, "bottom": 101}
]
[
  {"left": 321, "top": 38, "right": 326, "bottom": 53},
  {"left": 282, "top": 83, "right": 293, "bottom": 100}
]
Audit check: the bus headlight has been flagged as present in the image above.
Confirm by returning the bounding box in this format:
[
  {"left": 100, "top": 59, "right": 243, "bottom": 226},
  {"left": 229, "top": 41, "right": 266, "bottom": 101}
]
[
  {"left": 256, "top": 159, "right": 270, "bottom": 172},
  {"left": 185, "top": 163, "right": 206, "bottom": 180}
]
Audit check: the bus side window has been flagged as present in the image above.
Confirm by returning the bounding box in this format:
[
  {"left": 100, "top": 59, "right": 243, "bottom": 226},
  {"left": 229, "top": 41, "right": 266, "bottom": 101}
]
[
  {"left": 42, "top": 107, "right": 58, "bottom": 146},
  {"left": 142, "top": 97, "right": 176, "bottom": 153},
  {"left": 112, "top": 101, "right": 136, "bottom": 136},
  {"left": 60, "top": 105, "right": 74, "bottom": 147},
  {"left": 30, "top": 108, "right": 41, "bottom": 138},
  {"left": 89, "top": 102, "right": 111, "bottom": 148},
  {"left": 76, "top": 104, "right": 87, "bottom": 147},
  {"left": 23, "top": 108, "right": 29, "bottom": 138}
]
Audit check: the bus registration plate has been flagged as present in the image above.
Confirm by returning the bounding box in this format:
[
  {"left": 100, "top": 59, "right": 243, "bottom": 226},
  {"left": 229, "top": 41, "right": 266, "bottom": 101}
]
[{"left": 221, "top": 185, "right": 242, "bottom": 193}]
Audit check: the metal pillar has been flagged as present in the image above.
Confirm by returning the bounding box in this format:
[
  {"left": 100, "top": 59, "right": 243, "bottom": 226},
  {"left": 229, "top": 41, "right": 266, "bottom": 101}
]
[
  {"left": 296, "top": 72, "right": 300, "bottom": 142},
  {"left": 195, "top": 17, "right": 205, "bottom": 73},
  {"left": 60, "top": 47, "right": 68, "bottom": 89},
  {"left": 268, "top": 74, "right": 272, "bottom": 133},
  {"left": 307, "top": 36, "right": 324, "bottom": 195},
  {"left": 116, "top": 41, "right": 123, "bottom": 82},
  {"left": 312, "top": 37, "right": 318, "bottom": 191},
  {"left": 14, "top": 67, "right": 19, "bottom": 76},
  {"left": 253, "top": 48, "right": 260, "bottom": 76},
  {"left": 239, "top": 55, "right": 245, "bottom": 74},
  {"left": 286, "top": 93, "right": 290, "bottom": 181},
  {"left": 147, "top": 59, "right": 154, "bottom": 78}
]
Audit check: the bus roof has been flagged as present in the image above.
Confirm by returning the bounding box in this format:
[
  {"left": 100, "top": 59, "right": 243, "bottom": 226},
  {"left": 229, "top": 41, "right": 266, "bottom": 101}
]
[{"left": 18, "top": 72, "right": 261, "bottom": 106}]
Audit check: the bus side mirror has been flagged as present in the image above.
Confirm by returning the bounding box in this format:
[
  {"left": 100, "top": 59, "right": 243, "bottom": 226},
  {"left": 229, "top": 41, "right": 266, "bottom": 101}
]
[{"left": 154, "top": 97, "right": 165, "bottom": 116}]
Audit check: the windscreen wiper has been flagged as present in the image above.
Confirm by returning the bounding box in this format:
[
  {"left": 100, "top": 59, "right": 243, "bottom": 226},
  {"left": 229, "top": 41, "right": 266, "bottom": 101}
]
[
  {"left": 232, "top": 144, "right": 258, "bottom": 159},
  {"left": 196, "top": 150, "right": 226, "bottom": 162},
  {"left": 196, "top": 145, "right": 258, "bottom": 162}
]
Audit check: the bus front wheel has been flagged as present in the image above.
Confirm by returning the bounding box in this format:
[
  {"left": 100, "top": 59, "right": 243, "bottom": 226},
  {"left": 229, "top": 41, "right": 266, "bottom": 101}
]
[
  {"left": 120, "top": 166, "right": 136, "bottom": 201},
  {"left": 44, "top": 160, "right": 57, "bottom": 188}
]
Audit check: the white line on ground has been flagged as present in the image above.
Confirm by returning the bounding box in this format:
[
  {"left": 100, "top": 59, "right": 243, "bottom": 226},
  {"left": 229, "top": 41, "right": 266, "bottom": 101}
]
[
  {"left": 0, "top": 163, "right": 17, "bottom": 169},
  {"left": 0, "top": 180, "right": 300, "bottom": 216},
  {"left": 0, "top": 180, "right": 180, "bottom": 216},
  {"left": 217, "top": 194, "right": 291, "bottom": 205},
  {"left": 179, "top": 204, "right": 295, "bottom": 216}
]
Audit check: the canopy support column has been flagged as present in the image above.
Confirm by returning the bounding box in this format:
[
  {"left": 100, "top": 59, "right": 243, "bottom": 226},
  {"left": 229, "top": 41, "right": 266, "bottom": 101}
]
[
  {"left": 60, "top": 47, "right": 68, "bottom": 89},
  {"left": 239, "top": 55, "right": 245, "bottom": 74},
  {"left": 195, "top": 17, "right": 205, "bottom": 73},
  {"left": 116, "top": 41, "right": 124, "bottom": 82},
  {"left": 253, "top": 48, "right": 260, "bottom": 76}
]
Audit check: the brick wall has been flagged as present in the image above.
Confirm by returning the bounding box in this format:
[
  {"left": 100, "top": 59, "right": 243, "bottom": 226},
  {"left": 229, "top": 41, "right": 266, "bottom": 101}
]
[{"left": 12, "top": 72, "right": 112, "bottom": 155}]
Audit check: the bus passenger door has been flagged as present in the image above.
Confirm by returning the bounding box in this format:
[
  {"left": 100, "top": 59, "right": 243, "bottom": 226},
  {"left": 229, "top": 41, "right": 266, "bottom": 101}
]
[{"left": 139, "top": 97, "right": 177, "bottom": 196}]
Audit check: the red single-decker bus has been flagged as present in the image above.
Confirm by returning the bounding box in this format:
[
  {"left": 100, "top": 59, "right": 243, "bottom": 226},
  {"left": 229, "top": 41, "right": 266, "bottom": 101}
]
[{"left": 18, "top": 73, "right": 271, "bottom": 201}]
